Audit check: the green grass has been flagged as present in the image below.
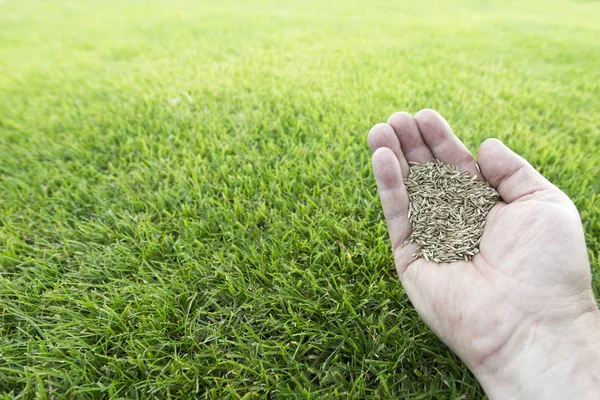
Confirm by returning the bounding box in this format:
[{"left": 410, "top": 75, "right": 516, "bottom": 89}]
[{"left": 1, "top": 0, "right": 599, "bottom": 397}]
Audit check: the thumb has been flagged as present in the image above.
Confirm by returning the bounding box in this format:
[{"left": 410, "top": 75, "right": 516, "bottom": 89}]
[{"left": 477, "top": 139, "right": 555, "bottom": 203}]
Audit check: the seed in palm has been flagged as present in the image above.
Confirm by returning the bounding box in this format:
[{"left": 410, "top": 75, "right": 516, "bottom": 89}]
[{"left": 404, "top": 160, "right": 501, "bottom": 263}]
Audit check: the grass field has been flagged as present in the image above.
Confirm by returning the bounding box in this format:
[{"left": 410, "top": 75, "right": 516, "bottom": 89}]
[{"left": 1, "top": 0, "right": 600, "bottom": 398}]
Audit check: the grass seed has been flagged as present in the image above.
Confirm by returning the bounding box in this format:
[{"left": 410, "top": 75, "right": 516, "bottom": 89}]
[{"left": 404, "top": 160, "right": 501, "bottom": 263}]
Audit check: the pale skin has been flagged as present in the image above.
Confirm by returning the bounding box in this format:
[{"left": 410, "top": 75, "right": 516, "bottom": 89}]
[{"left": 368, "top": 109, "right": 600, "bottom": 399}]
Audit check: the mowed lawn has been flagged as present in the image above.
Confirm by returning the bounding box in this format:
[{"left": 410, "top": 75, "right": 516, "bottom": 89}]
[{"left": 1, "top": 0, "right": 599, "bottom": 398}]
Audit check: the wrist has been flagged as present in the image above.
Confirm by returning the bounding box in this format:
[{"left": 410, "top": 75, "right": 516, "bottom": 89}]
[{"left": 474, "top": 304, "right": 600, "bottom": 400}]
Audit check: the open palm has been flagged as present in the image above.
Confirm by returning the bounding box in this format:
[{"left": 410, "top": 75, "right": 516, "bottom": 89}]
[{"left": 368, "top": 110, "right": 595, "bottom": 379}]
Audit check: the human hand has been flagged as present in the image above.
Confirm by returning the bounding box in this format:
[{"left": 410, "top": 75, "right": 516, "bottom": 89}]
[{"left": 368, "top": 109, "right": 600, "bottom": 399}]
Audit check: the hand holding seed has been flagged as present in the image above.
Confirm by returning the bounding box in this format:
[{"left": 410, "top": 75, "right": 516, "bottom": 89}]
[{"left": 368, "top": 109, "right": 600, "bottom": 400}]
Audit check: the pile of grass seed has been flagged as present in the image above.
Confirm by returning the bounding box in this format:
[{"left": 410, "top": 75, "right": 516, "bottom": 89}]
[{"left": 405, "top": 160, "right": 501, "bottom": 263}]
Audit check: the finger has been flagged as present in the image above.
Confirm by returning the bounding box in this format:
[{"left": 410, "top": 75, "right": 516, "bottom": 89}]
[
  {"left": 477, "top": 138, "right": 555, "bottom": 203},
  {"left": 387, "top": 111, "right": 434, "bottom": 163},
  {"left": 368, "top": 123, "right": 410, "bottom": 177},
  {"left": 414, "top": 109, "right": 483, "bottom": 179},
  {"left": 372, "top": 147, "right": 412, "bottom": 254}
]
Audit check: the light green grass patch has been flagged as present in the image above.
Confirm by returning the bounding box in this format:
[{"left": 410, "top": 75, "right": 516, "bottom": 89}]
[{"left": 1, "top": 0, "right": 599, "bottom": 398}]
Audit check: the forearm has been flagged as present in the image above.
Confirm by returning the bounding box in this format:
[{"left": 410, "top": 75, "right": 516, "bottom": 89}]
[{"left": 475, "top": 308, "right": 600, "bottom": 400}]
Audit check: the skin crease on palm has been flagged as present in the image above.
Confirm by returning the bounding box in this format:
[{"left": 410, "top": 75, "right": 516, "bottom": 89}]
[{"left": 368, "top": 109, "right": 600, "bottom": 399}]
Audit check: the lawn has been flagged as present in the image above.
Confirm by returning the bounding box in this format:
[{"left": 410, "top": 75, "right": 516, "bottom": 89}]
[{"left": 1, "top": 0, "right": 599, "bottom": 398}]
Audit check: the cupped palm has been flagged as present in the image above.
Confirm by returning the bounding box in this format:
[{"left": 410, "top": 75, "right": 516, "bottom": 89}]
[{"left": 368, "top": 109, "right": 594, "bottom": 373}]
